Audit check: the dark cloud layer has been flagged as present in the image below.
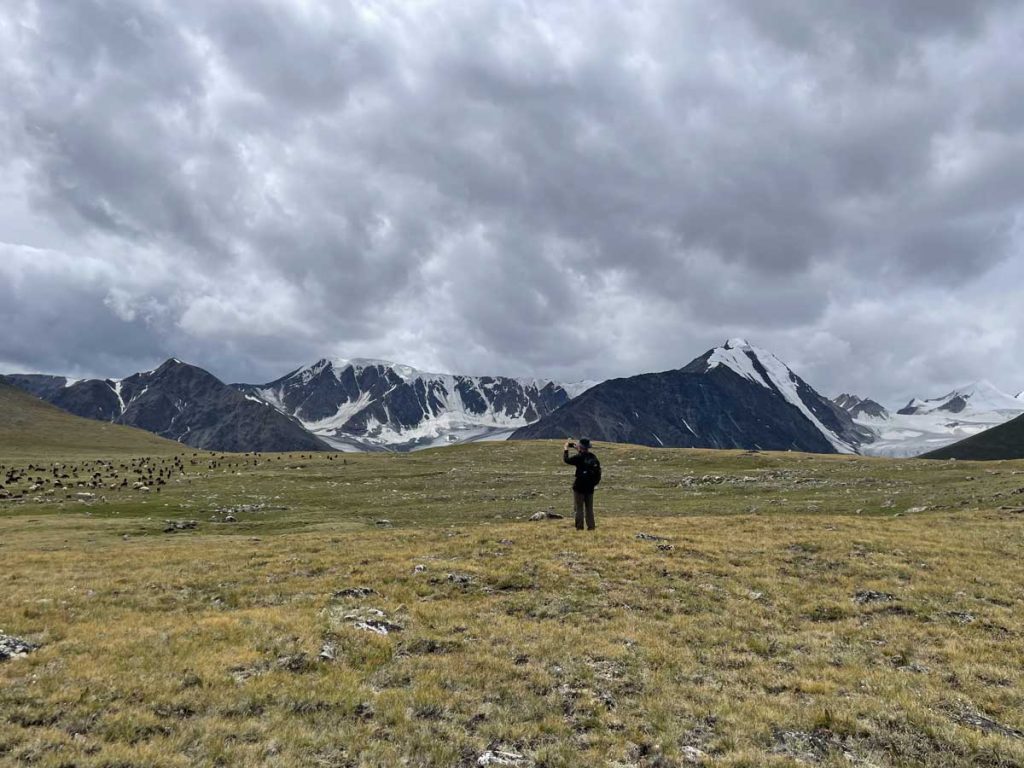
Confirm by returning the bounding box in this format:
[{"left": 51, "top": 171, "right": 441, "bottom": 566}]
[{"left": 2, "top": 0, "right": 1022, "bottom": 403}]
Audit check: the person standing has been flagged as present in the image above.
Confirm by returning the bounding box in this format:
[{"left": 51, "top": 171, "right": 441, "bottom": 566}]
[{"left": 563, "top": 438, "right": 601, "bottom": 531}]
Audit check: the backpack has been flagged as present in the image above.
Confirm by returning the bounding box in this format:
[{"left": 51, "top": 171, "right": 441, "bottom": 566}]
[{"left": 579, "top": 454, "right": 602, "bottom": 488}]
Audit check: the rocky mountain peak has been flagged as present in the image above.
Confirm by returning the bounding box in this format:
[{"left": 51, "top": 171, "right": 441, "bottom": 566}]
[
  {"left": 897, "top": 380, "right": 1023, "bottom": 416},
  {"left": 833, "top": 393, "right": 889, "bottom": 420},
  {"left": 238, "top": 357, "right": 581, "bottom": 451},
  {"left": 515, "top": 340, "right": 872, "bottom": 454},
  {"left": 723, "top": 337, "right": 751, "bottom": 350}
]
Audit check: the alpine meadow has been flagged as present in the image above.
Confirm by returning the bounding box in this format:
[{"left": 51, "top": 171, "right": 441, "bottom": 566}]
[{"left": 2, "top": 399, "right": 1024, "bottom": 765}]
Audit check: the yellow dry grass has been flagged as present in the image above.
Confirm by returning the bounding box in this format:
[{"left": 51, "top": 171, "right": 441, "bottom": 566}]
[{"left": 2, "top": 441, "right": 1023, "bottom": 767}]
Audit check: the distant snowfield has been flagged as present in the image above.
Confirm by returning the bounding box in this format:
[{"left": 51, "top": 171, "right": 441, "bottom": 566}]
[
  {"left": 856, "top": 381, "right": 1024, "bottom": 458},
  {"left": 857, "top": 412, "right": 1012, "bottom": 458}
]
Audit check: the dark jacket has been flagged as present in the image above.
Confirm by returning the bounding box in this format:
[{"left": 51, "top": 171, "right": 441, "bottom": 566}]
[{"left": 564, "top": 450, "right": 601, "bottom": 493}]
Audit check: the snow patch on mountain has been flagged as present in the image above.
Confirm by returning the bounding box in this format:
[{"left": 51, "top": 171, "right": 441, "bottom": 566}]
[
  {"left": 707, "top": 338, "right": 856, "bottom": 453},
  {"left": 897, "top": 380, "right": 1023, "bottom": 416},
  {"left": 858, "top": 380, "right": 1024, "bottom": 457},
  {"left": 242, "top": 358, "right": 588, "bottom": 452},
  {"left": 562, "top": 380, "right": 599, "bottom": 398}
]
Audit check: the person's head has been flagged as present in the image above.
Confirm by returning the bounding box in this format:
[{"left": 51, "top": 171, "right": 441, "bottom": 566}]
[{"left": 578, "top": 438, "right": 592, "bottom": 453}]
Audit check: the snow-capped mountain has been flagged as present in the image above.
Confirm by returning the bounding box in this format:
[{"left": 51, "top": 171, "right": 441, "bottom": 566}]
[
  {"left": 236, "top": 358, "right": 591, "bottom": 452},
  {"left": 512, "top": 339, "right": 872, "bottom": 454},
  {"left": 2, "top": 361, "right": 330, "bottom": 452},
  {"left": 857, "top": 380, "right": 1024, "bottom": 458},
  {"left": 896, "top": 380, "right": 1023, "bottom": 416},
  {"left": 833, "top": 393, "right": 889, "bottom": 420}
]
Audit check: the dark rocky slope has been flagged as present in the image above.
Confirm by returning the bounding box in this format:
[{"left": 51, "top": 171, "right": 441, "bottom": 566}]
[
  {"left": 511, "top": 340, "right": 871, "bottom": 454},
  {"left": 921, "top": 413, "right": 1024, "bottom": 461},
  {"left": 4, "top": 361, "right": 331, "bottom": 453}
]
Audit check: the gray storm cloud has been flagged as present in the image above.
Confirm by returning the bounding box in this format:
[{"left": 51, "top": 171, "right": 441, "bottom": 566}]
[{"left": 1, "top": 0, "right": 1022, "bottom": 403}]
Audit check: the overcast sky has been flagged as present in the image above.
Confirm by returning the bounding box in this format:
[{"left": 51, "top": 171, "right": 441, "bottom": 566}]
[{"left": 2, "top": 0, "right": 1022, "bottom": 405}]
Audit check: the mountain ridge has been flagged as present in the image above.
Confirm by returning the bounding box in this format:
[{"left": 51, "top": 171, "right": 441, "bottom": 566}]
[
  {"left": 833, "top": 393, "right": 889, "bottom": 420},
  {"left": 510, "top": 339, "right": 871, "bottom": 453},
  {"left": 3, "top": 360, "right": 331, "bottom": 453},
  {"left": 858, "top": 380, "right": 1024, "bottom": 458},
  {"left": 236, "top": 358, "right": 588, "bottom": 452}
]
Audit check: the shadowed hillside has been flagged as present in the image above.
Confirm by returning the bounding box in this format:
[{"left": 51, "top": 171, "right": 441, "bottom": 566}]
[{"left": 922, "top": 412, "right": 1024, "bottom": 460}]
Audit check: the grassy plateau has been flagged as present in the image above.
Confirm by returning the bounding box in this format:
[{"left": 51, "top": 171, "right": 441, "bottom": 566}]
[{"left": 1, "top": 437, "right": 1023, "bottom": 767}]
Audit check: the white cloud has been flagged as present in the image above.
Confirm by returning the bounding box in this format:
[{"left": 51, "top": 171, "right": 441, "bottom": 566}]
[{"left": 0, "top": 0, "right": 1021, "bottom": 399}]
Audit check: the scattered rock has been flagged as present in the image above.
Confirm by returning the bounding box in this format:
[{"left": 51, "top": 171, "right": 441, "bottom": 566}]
[
  {"left": 477, "top": 747, "right": 530, "bottom": 766},
  {"left": 354, "top": 619, "right": 401, "bottom": 635},
  {"left": 636, "top": 532, "right": 669, "bottom": 542},
  {"left": 853, "top": 590, "right": 896, "bottom": 605},
  {"left": 375, "top": 519, "right": 392, "bottom": 526},
  {"left": 657, "top": 543, "right": 674, "bottom": 552},
  {"left": 680, "top": 745, "right": 708, "bottom": 764},
  {"left": 341, "top": 608, "right": 404, "bottom": 635},
  {"left": 218, "top": 503, "right": 272, "bottom": 516},
  {"left": 224, "top": 514, "right": 237, "bottom": 523},
  {"left": 229, "top": 662, "right": 269, "bottom": 683},
  {"left": 447, "top": 572, "right": 474, "bottom": 586},
  {"left": 413, "top": 564, "right": 427, "bottom": 574},
  {"left": 529, "top": 511, "right": 564, "bottom": 521},
  {"left": 276, "top": 653, "right": 313, "bottom": 673},
  {"left": 332, "top": 587, "right": 377, "bottom": 599},
  {"left": 952, "top": 708, "right": 1024, "bottom": 739},
  {"left": 319, "top": 643, "right": 337, "bottom": 661},
  {"left": 0, "top": 633, "right": 39, "bottom": 661},
  {"left": 163, "top": 520, "right": 198, "bottom": 533}
]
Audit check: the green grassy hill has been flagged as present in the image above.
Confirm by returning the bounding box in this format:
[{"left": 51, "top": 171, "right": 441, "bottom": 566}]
[
  {"left": 0, "top": 382, "right": 183, "bottom": 460},
  {"left": 2, "top": 440, "right": 1023, "bottom": 766},
  {"left": 922, "top": 413, "right": 1024, "bottom": 460}
]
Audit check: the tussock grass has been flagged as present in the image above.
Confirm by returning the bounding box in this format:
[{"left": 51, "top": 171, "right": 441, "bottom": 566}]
[{"left": 2, "top": 440, "right": 1024, "bottom": 766}]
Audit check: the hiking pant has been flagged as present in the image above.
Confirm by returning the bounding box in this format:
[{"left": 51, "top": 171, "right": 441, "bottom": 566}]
[{"left": 573, "top": 491, "right": 595, "bottom": 530}]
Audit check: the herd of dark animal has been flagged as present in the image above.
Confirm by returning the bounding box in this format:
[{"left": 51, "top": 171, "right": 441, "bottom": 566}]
[
  {"left": 0, "top": 452, "right": 342, "bottom": 504},
  {"left": 0, "top": 455, "right": 186, "bottom": 502}
]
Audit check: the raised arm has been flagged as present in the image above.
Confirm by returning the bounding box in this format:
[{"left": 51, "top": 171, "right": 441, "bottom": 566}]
[{"left": 563, "top": 440, "right": 579, "bottom": 465}]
